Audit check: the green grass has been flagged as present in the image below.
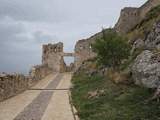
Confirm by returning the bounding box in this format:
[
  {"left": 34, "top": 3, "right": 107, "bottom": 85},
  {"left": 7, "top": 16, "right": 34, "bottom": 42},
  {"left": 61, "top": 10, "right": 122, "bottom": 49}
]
[{"left": 71, "top": 72, "right": 160, "bottom": 120}]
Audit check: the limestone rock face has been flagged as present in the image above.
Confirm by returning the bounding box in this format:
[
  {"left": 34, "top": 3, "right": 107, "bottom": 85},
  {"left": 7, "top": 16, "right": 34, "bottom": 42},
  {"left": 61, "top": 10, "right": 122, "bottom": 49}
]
[
  {"left": 132, "top": 50, "right": 160, "bottom": 88},
  {"left": 131, "top": 38, "right": 144, "bottom": 54},
  {"left": 144, "top": 22, "right": 160, "bottom": 49}
]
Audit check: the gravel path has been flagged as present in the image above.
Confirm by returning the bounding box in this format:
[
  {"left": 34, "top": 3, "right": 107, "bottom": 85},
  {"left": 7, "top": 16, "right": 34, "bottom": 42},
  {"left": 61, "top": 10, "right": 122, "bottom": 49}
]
[
  {"left": 14, "top": 91, "right": 53, "bottom": 120},
  {"left": 42, "top": 73, "right": 74, "bottom": 120},
  {"left": 0, "top": 73, "right": 74, "bottom": 120},
  {"left": 14, "top": 74, "right": 64, "bottom": 120}
]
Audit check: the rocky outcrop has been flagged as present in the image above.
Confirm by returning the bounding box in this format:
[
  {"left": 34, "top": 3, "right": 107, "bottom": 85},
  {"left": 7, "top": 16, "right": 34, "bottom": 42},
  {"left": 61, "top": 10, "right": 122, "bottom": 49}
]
[
  {"left": 132, "top": 50, "right": 160, "bottom": 88},
  {"left": 144, "top": 22, "right": 160, "bottom": 49},
  {"left": 115, "top": 0, "right": 160, "bottom": 33}
]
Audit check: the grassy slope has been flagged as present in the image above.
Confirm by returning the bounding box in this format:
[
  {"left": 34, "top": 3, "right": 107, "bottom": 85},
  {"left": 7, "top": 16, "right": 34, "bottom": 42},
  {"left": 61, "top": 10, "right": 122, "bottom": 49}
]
[
  {"left": 71, "top": 5, "right": 160, "bottom": 120},
  {"left": 71, "top": 72, "right": 160, "bottom": 120}
]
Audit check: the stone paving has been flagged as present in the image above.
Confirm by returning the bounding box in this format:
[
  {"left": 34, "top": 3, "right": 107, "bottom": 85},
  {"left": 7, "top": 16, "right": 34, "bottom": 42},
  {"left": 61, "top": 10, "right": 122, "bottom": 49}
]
[{"left": 0, "top": 73, "right": 74, "bottom": 120}]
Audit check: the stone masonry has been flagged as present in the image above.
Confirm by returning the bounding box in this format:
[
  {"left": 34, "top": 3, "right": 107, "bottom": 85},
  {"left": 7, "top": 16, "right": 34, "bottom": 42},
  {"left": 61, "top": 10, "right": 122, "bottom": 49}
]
[
  {"left": 0, "top": 64, "right": 52, "bottom": 102},
  {"left": 1, "top": 0, "right": 160, "bottom": 102},
  {"left": 74, "top": 32, "right": 103, "bottom": 70},
  {"left": 115, "top": 0, "right": 160, "bottom": 34},
  {"left": 42, "top": 42, "right": 75, "bottom": 72},
  {"left": 42, "top": 42, "right": 64, "bottom": 72},
  {"left": 0, "top": 73, "right": 28, "bottom": 102},
  {"left": 74, "top": 0, "right": 160, "bottom": 70}
]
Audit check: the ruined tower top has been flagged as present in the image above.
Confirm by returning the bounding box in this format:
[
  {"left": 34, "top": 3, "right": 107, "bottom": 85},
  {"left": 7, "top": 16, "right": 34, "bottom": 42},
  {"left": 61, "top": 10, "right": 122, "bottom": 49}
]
[{"left": 43, "top": 42, "right": 63, "bottom": 55}]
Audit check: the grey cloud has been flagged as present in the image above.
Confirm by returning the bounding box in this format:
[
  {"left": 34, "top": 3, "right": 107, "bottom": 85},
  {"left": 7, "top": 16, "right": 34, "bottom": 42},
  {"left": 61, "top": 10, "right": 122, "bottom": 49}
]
[
  {"left": 0, "top": 0, "right": 68, "bottom": 23},
  {"left": 33, "top": 31, "right": 57, "bottom": 44}
]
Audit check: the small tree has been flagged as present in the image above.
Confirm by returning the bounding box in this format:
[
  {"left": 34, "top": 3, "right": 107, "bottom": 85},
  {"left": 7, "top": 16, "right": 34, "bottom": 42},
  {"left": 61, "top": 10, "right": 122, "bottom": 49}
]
[{"left": 92, "top": 29, "right": 131, "bottom": 70}]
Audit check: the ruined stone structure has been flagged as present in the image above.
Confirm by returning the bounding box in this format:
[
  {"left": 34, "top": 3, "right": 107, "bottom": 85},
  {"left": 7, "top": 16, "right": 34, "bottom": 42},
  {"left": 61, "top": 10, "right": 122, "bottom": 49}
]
[
  {"left": 1, "top": 0, "right": 160, "bottom": 102},
  {"left": 0, "top": 73, "right": 29, "bottom": 101},
  {"left": 115, "top": 0, "right": 160, "bottom": 34},
  {"left": 42, "top": 42, "right": 75, "bottom": 72},
  {"left": 29, "top": 65, "right": 53, "bottom": 81},
  {"left": 74, "top": 0, "right": 160, "bottom": 70},
  {"left": 42, "top": 42, "right": 64, "bottom": 72},
  {"left": 74, "top": 29, "right": 113, "bottom": 69},
  {"left": 0, "top": 64, "right": 52, "bottom": 102}
]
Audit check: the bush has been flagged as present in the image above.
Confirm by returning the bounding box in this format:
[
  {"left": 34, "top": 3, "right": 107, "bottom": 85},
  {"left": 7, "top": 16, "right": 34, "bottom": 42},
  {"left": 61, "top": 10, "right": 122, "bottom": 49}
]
[{"left": 92, "top": 29, "right": 131, "bottom": 70}]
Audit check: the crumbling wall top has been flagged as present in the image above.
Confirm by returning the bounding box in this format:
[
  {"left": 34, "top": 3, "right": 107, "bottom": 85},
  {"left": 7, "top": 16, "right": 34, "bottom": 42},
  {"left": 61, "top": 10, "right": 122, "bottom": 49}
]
[{"left": 43, "top": 42, "right": 63, "bottom": 54}]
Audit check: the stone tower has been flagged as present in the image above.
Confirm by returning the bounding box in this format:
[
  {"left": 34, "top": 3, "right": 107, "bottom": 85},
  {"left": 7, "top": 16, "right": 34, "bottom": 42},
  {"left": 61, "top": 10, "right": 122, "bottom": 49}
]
[{"left": 42, "top": 42, "right": 66, "bottom": 72}]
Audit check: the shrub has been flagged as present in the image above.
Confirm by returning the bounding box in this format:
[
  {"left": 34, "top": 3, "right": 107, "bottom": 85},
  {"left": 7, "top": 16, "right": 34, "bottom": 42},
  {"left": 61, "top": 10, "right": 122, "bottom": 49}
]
[{"left": 92, "top": 29, "right": 131, "bottom": 70}]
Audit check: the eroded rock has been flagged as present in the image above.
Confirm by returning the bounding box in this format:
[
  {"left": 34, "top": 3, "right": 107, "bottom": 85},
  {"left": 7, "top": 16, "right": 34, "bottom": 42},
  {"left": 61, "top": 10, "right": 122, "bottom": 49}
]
[
  {"left": 132, "top": 50, "right": 160, "bottom": 88},
  {"left": 144, "top": 22, "right": 160, "bottom": 49}
]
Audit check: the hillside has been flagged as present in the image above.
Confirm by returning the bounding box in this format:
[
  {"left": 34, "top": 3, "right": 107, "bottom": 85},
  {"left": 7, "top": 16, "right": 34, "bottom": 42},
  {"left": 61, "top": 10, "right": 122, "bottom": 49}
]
[{"left": 71, "top": 1, "right": 160, "bottom": 120}]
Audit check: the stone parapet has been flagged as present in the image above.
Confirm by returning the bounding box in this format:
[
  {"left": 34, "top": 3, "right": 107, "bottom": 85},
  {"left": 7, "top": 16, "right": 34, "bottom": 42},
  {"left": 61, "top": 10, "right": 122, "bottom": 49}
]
[{"left": 0, "top": 73, "right": 29, "bottom": 102}]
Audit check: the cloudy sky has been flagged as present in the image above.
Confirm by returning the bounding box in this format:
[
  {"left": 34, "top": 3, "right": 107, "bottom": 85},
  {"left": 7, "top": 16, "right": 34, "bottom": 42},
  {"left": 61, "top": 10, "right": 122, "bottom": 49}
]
[{"left": 0, "top": 0, "right": 147, "bottom": 74}]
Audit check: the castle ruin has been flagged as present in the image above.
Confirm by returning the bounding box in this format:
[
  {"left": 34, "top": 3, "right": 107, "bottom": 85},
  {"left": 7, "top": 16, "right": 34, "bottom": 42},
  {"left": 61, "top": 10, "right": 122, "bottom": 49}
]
[
  {"left": 42, "top": 42, "right": 75, "bottom": 72},
  {"left": 115, "top": 0, "right": 160, "bottom": 33}
]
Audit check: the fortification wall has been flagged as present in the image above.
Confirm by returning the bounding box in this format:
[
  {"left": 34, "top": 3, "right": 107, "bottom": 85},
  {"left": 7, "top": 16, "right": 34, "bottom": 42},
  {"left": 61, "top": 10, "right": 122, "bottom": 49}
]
[
  {"left": 29, "top": 65, "right": 53, "bottom": 83},
  {"left": 0, "top": 65, "right": 52, "bottom": 102},
  {"left": 115, "top": 7, "right": 140, "bottom": 33},
  {"left": 74, "top": 32, "right": 102, "bottom": 69},
  {"left": 139, "top": 0, "right": 160, "bottom": 18},
  {"left": 115, "top": 0, "right": 160, "bottom": 33},
  {"left": 0, "top": 73, "right": 29, "bottom": 102}
]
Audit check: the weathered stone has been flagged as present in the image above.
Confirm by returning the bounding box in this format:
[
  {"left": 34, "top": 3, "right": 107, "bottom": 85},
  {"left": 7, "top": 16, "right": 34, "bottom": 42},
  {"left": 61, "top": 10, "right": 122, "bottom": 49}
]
[
  {"left": 75, "top": 35, "right": 98, "bottom": 70},
  {"left": 144, "top": 22, "right": 160, "bottom": 49},
  {"left": 42, "top": 42, "right": 64, "bottom": 72},
  {"left": 131, "top": 38, "right": 145, "bottom": 54},
  {"left": 42, "top": 42, "right": 75, "bottom": 72},
  {"left": 115, "top": 0, "right": 160, "bottom": 33},
  {"left": 0, "top": 74, "right": 29, "bottom": 102},
  {"left": 132, "top": 50, "right": 160, "bottom": 88}
]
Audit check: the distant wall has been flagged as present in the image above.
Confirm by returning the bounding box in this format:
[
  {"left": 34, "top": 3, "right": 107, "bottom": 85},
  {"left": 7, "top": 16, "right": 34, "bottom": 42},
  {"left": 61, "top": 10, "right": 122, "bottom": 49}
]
[
  {"left": 74, "top": 32, "right": 102, "bottom": 70},
  {"left": 115, "top": 0, "right": 160, "bottom": 34},
  {"left": 74, "top": 0, "right": 160, "bottom": 70},
  {"left": 29, "top": 65, "right": 53, "bottom": 85},
  {"left": 115, "top": 7, "right": 140, "bottom": 33},
  {"left": 0, "top": 65, "right": 52, "bottom": 102},
  {"left": 0, "top": 74, "right": 29, "bottom": 102}
]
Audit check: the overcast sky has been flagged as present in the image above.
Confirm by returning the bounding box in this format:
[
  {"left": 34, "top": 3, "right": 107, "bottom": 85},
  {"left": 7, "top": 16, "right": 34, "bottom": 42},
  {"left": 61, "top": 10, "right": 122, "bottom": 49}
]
[{"left": 0, "top": 0, "right": 147, "bottom": 74}]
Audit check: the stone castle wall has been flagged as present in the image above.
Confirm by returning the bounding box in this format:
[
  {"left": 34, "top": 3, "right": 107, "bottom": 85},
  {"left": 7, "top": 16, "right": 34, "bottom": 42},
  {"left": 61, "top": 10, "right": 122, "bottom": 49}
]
[
  {"left": 115, "top": 0, "right": 160, "bottom": 33},
  {"left": 0, "top": 73, "right": 29, "bottom": 102},
  {"left": 29, "top": 65, "right": 53, "bottom": 83},
  {"left": 74, "top": 32, "right": 102, "bottom": 69},
  {"left": 74, "top": 0, "right": 160, "bottom": 70},
  {"left": 42, "top": 42, "right": 75, "bottom": 72},
  {"left": 0, "top": 65, "right": 52, "bottom": 102}
]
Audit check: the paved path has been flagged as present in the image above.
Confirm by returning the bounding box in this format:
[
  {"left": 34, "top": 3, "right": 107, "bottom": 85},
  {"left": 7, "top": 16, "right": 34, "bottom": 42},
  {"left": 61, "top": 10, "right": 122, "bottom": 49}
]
[{"left": 0, "top": 73, "right": 74, "bottom": 120}]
